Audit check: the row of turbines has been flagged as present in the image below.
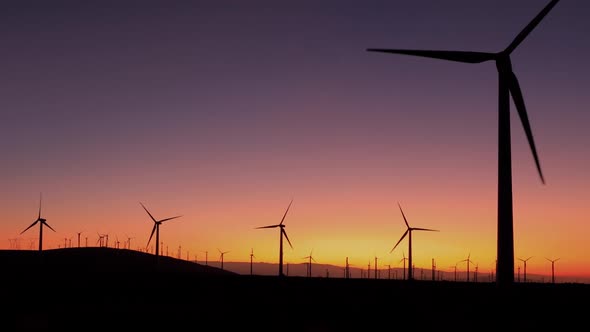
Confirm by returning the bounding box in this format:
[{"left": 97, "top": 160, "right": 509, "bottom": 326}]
[
  {"left": 18, "top": 193, "right": 561, "bottom": 283},
  {"left": 18, "top": 0, "right": 563, "bottom": 289}
]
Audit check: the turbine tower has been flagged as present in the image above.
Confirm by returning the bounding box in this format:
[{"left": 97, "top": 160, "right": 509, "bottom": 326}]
[
  {"left": 367, "top": 0, "right": 560, "bottom": 287},
  {"left": 255, "top": 199, "right": 294, "bottom": 277},
  {"left": 140, "top": 202, "right": 182, "bottom": 259},
  {"left": 390, "top": 203, "right": 439, "bottom": 281},
  {"left": 20, "top": 193, "right": 55, "bottom": 252}
]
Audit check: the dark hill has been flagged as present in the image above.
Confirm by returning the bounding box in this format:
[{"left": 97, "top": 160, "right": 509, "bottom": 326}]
[{"left": 1, "top": 248, "right": 588, "bottom": 331}]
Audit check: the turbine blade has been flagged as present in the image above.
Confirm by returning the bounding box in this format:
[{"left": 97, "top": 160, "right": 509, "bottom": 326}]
[
  {"left": 390, "top": 229, "right": 409, "bottom": 253},
  {"left": 508, "top": 71, "right": 545, "bottom": 184},
  {"left": 413, "top": 227, "right": 439, "bottom": 232},
  {"left": 504, "top": 0, "right": 561, "bottom": 54},
  {"left": 397, "top": 203, "right": 410, "bottom": 229},
  {"left": 279, "top": 199, "right": 293, "bottom": 225},
  {"left": 147, "top": 224, "right": 157, "bottom": 247},
  {"left": 21, "top": 220, "right": 39, "bottom": 235},
  {"left": 255, "top": 224, "right": 280, "bottom": 229},
  {"left": 159, "top": 215, "right": 182, "bottom": 223},
  {"left": 38, "top": 193, "right": 42, "bottom": 220},
  {"left": 43, "top": 221, "right": 56, "bottom": 232},
  {"left": 140, "top": 202, "right": 157, "bottom": 223},
  {"left": 282, "top": 229, "right": 293, "bottom": 249},
  {"left": 366, "top": 49, "right": 495, "bottom": 64}
]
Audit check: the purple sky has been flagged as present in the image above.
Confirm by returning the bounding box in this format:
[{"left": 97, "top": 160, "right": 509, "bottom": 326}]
[{"left": 1, "top": 0, "right": 590, "bottom": 277}]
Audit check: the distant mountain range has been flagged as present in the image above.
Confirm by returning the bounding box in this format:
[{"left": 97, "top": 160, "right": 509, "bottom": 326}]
[{"left": 208, "top": 260, "right": 590, "bottom": 284}]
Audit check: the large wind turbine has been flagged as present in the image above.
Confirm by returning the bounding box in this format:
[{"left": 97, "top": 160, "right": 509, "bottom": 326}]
[
  {"left": 390, "top": 203, "right": 439, "bottom": 281},
  {"left": 367, "top": 0, "right": 560, "bottom": 287},
  {"left": 255, "top": 199, "right": 294, "bottom": 277},
  {"left": 140, "top": 202, "right": 182, "bottom": 258},
  {"left": 20, "top": 193, "right": 55, "bottom": 252}
]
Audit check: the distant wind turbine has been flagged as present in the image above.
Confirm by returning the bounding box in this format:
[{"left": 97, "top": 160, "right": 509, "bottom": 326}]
[
  {"left": 390, "top": 203, "right": 439, "bottom": 280},
  {"left": 255, "top": 199, "right": 294, "bottom": 277},
  {"left": 20, "top": 193, "right": 55, "bottom": 252},
  {"left": 218, "top": 249, "right": 229, "bottom": 270},
  {"left": 140, "top": 202, "right": 182, "bottom": 259},
  {"left": 545, "top": 257, "right": 560, "bottom": 284},
  {"left": 76, "top": 231, "right": 83, "bottom": 248},
  {"left": 302, "top": 249, "right": 316, "bottom": 278},
  {"left": 368, "top": 0, "right": 561, "bottom": 287},
  {"left": 250, "top": 248, "right": 255, "bottom": 275},
  {"left": 518, "top": 256, "right": 533, "bottom": 283},
  {"left": 399, "top": 251, "right": 408, "bottom": 280},
  {"left": 459, "top": 253, "right": 475, "bottom": 282}
]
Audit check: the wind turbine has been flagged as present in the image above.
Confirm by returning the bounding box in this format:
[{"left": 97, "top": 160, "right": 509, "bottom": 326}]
[
  {"left": 459, "top": 253, "right": 475, "bottom": 282},
  {"left": 518, "top": 256, "right": 533, "bottom": 283},
  {"left": 255, "top": 199, "right": 294, "bottom": 277},
  {"left": 546, "top": 257, "right": 560, "bottom": 284},
  {"left": 20, "top": 193, "right": 55, "bottom": 252},
  {"left": 399, "top": 251, "right": 408, "bottom": 280},
  {"left": 76, "top": 231, "right": 83, "bottom": 248},
  {"left": 249, "top": 248, "right": 255, "bottom": 275},
  {"left": 390, "top": 203, "right": 439, "bottom": 280},
  {"left": 140, "top": 202, "right": 182, "bottom": 259},
  {"left": 302, "top": 249, "right": 316, "bottom": 278},
  {"left": 218, "top": 249, "right": 229, "bottom": 270},
  {"left": 367, "top": 0, "right": 560, "bottom": 287}
]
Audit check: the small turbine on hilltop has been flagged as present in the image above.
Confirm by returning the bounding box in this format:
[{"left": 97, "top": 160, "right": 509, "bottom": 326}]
[
  {"left": 218, "top": 249, "right": 230, "bottom": 270},
  {"left": 140, "top": 202, "right": 182, "bottom": 259}
]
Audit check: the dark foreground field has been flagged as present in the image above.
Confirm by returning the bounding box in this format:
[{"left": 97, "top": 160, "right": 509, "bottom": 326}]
[{"left": 1, "top": 248, "right": 588, "bottom": 331}]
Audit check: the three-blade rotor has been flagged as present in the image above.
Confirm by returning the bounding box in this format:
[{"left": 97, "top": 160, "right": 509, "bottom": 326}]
[{"left": 141, "top": 202, "right": 182, "bottom": 247}]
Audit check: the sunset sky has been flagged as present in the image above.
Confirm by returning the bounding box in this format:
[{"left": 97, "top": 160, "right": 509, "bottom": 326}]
[{"left": 1, "top": 0, "right": 589, "bottom": 281}]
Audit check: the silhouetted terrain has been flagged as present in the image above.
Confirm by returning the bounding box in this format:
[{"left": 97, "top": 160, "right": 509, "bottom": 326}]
[{"left": 1, "top": 248, "right": 587, "bottom": 331}]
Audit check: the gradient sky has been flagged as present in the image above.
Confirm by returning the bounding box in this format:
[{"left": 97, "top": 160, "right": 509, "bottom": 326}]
[{"left": 2, "top": 0, "right": 589, "bottom": 281}]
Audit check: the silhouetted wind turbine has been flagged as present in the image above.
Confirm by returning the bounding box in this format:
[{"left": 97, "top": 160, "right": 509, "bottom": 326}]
[
  {"left": 303, "top": 249, "right": 316, "bottom": 277},
  {"left": 459, "top": 253, "right": 475, "bottom": 282},
  {"left": 218, "top": 249, "right": 229, "bottom": 270},
  {"left": 250, "top": 248, "right": 255, "bottom": 275},
  {"left": 399, "top": 251, "right": 408, "bottom": 280},
  {"left": 140, "top": 202, "right": 182, "bottom": 259},
  {"left": 518, "top": 256, "right": 533, "bottom": 283},
  {"left": 21, "top": 193, "right": 55, "bottom": 252},
  {"left": 76, "top": 231, "right": 83, "bottom": 248},
  {"left": 255, "top": 199, "right": 294, "bottom": 277},
  {"left": 368, "top": 0, "right": 560, "bottom": 287},
  {"left": 546, "top": 257, "right": 560, "bottom": 284},
  {"left": 390, "top": 203, "right": 439, "bottom": 280}
]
